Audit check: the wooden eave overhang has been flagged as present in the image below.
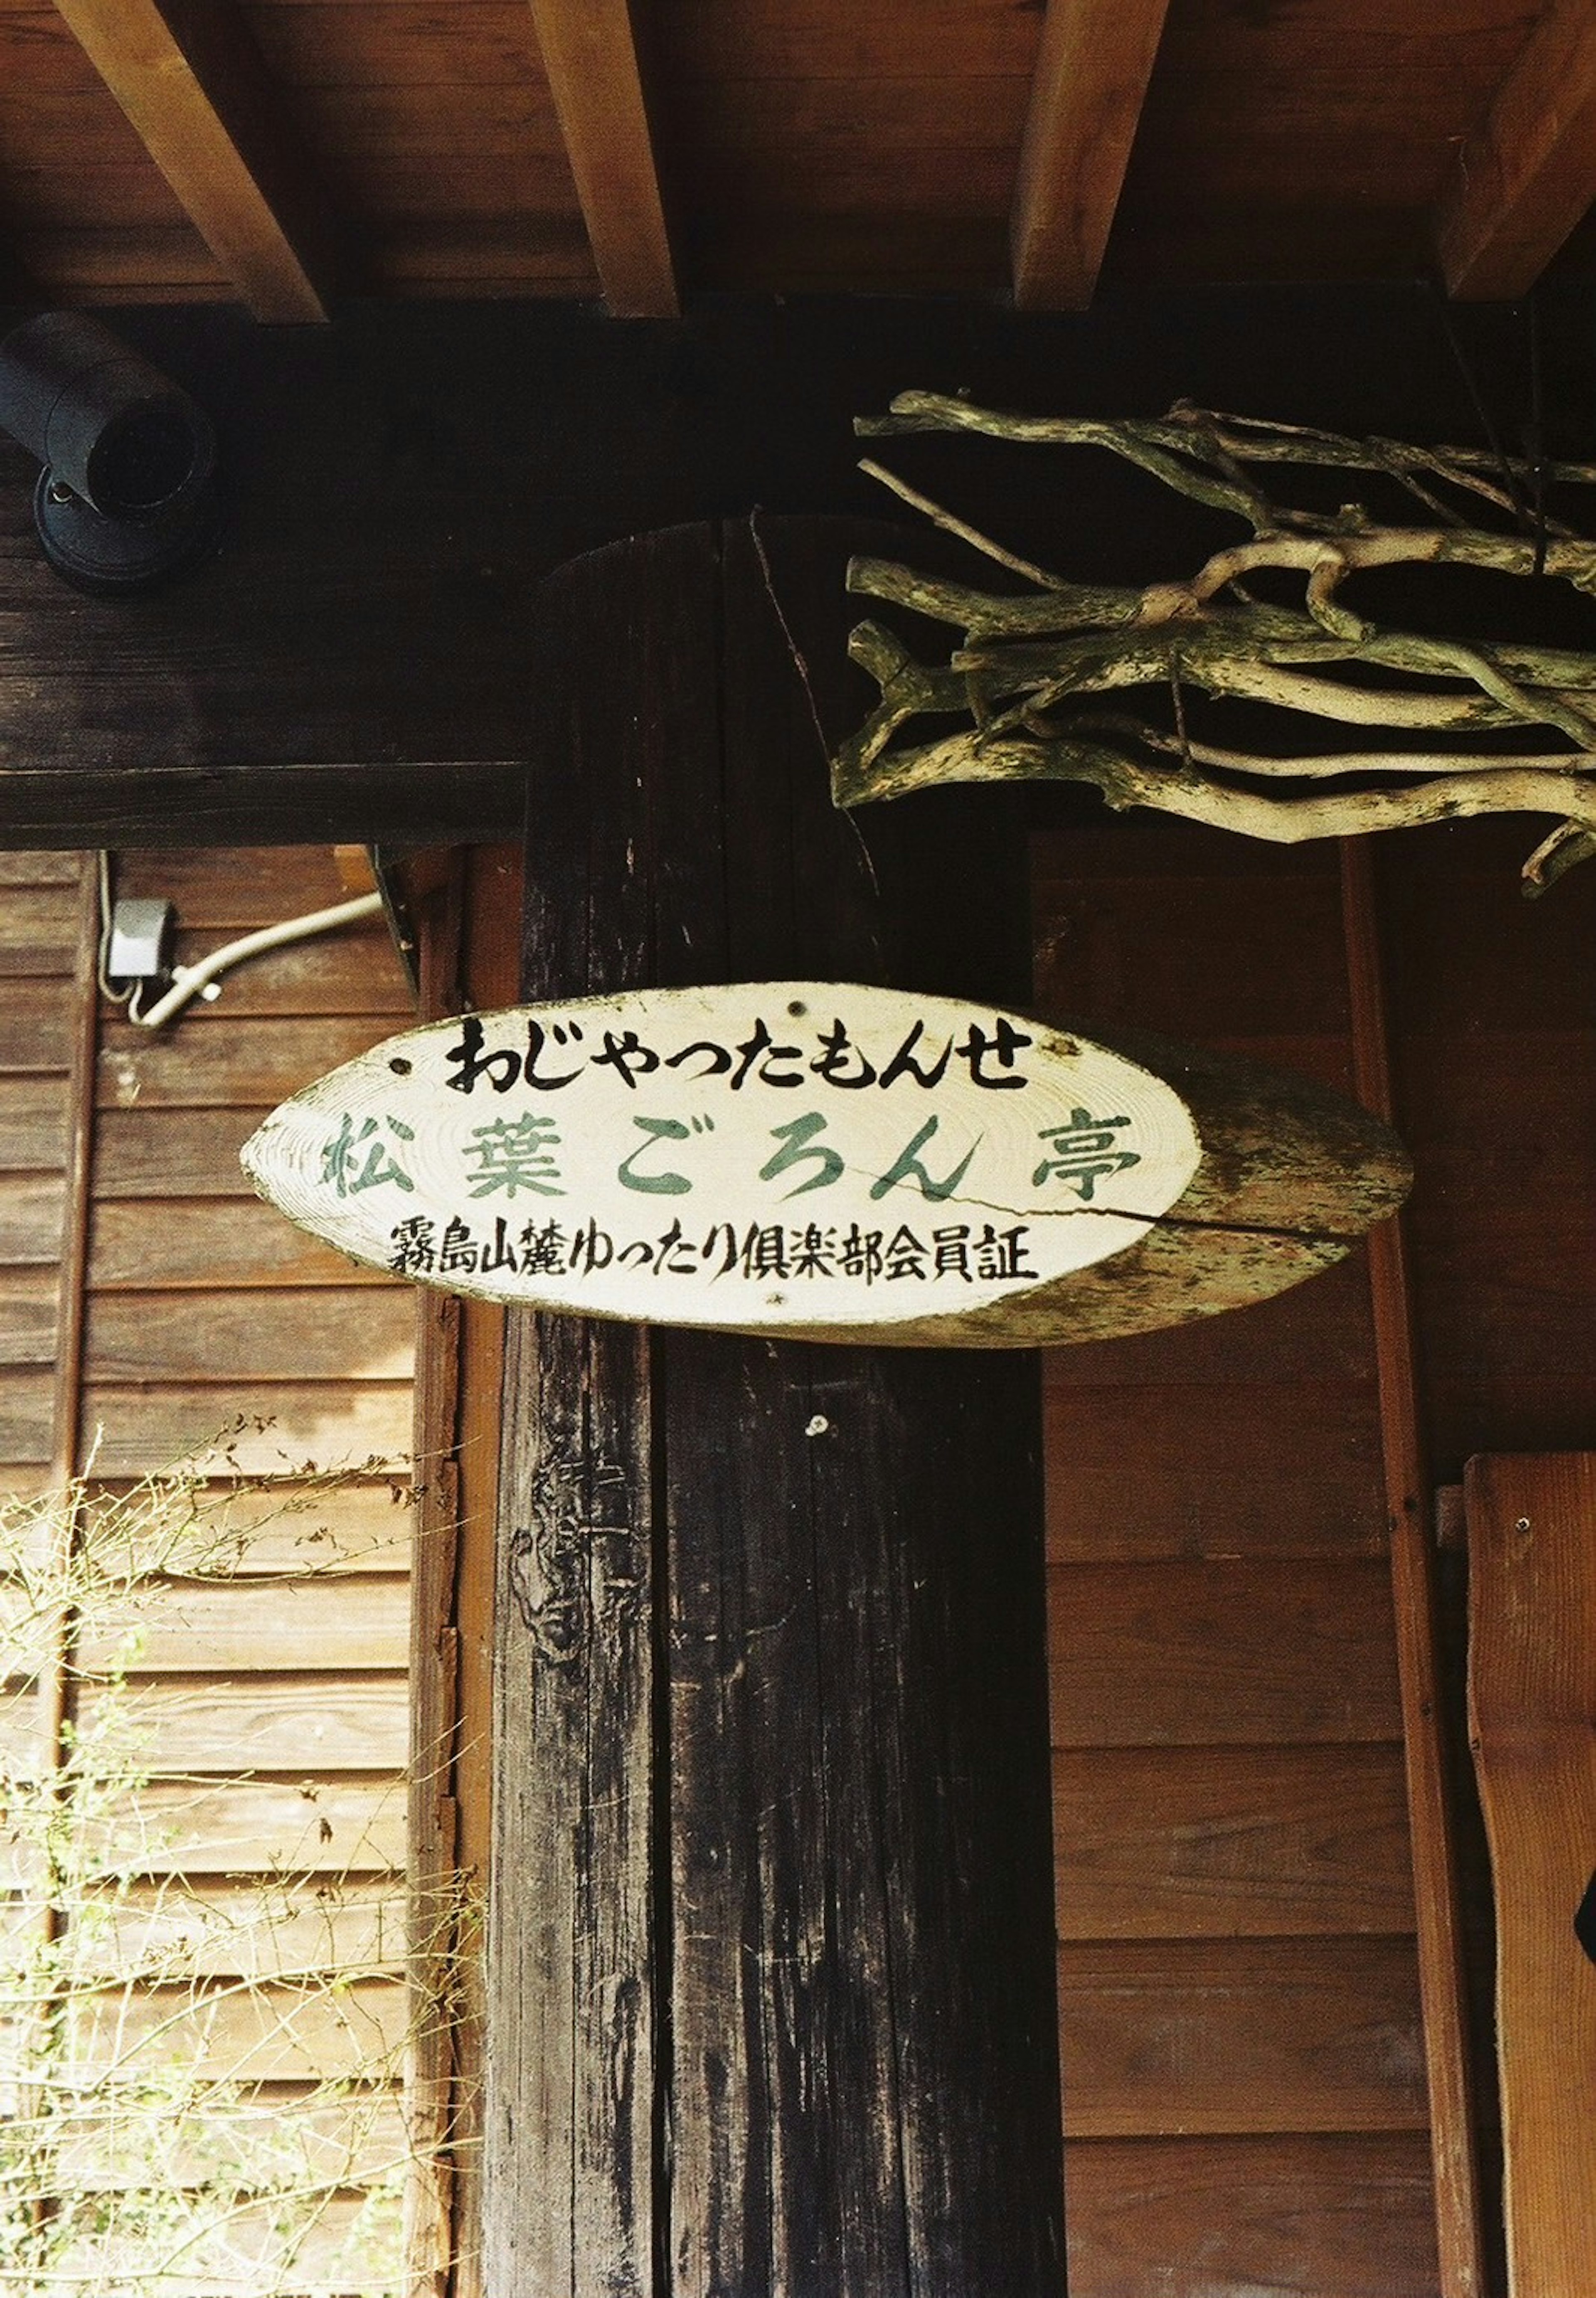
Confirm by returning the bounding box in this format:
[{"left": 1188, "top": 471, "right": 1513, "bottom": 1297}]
[{"left": 0, "top": 2, "right": 1594, "bottom": 319}]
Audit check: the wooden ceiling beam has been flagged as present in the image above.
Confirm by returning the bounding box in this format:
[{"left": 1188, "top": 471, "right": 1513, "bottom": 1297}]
[
  {"left": 525, "top": 0, "right": 677, "bottom": 318},
  {"left": 1010, "top": 0, "right": 1172, "bottom": 311},
  {"left": 50, "top": 0, "right": 336, "bottom": 323},
  {"left": 1437, "top": 0, "right": 1596, "bottom": 300}
]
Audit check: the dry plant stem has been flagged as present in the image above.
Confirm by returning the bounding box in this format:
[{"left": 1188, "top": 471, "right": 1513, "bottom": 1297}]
[
  {"left": 0, "top": 1462, "right": 449, "bottom": 2298},
  {"left": 840, "top": 400, "right": 1596, "bottom": 886},
  {"left": 839, "top": 722, "right": 1596, "bottom": 865},
  {"left": 848, "top": 557, "right": 1596, "bottom": 689},
  {"left": 858, "top": 391, "right": 1596, "bottom": 520}
]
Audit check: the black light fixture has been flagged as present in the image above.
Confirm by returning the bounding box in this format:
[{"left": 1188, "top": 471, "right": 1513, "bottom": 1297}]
[{"left": 0, "top": 311, "right": 219, "bottom": 592}]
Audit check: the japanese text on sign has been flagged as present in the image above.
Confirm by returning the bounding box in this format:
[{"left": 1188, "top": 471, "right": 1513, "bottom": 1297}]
[{"left": 242, "top": 983, "right": 1202, "bottom": 1333}]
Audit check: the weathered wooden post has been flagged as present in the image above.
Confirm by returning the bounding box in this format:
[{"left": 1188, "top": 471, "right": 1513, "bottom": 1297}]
[{"left": 485, "top": 520, "right": 1067, "bottom": 2294}]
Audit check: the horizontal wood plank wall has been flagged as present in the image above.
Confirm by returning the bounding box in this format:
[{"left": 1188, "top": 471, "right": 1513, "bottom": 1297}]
[
  {"left": 1033, "top": 813, "right": 1440, "bottom": 2298},
  {"left": 1379, "top": 815, "right": 1596, "bottom": 2292},
  {"left": 2, "top": 846, "right": 421, "bottom": 2282},
  {"left": 84, "top": 844, "right": 417, "bottom": 2090}
]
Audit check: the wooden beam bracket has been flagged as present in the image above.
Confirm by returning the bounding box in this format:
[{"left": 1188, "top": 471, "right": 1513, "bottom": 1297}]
[
  {"left": 1010, "top": 0, "right": 1173, "bottom": 310},
  {"left": 52, "top": 0, "right": 340, "bottom": 321}
]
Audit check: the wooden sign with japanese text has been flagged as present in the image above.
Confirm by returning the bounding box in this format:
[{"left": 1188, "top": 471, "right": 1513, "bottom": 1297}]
[{"left": 241, "top": 982, "right": 1410, "bottom": 1345}]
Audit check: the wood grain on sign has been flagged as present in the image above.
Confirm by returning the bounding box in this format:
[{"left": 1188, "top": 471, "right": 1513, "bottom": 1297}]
[
  {"left": 243, "top": 983, "right": 1409, "bottom": 1345},
  {"left": 1466, "top": 1453, "right": 1596, "bottom": 2298}
]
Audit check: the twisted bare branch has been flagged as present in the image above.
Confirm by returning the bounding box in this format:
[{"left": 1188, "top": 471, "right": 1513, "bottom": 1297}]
[{"left": 837, "top": 398, "right": 1596, "bottom": 888}]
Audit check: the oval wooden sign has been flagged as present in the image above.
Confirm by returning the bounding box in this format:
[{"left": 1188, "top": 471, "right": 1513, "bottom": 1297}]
[{"left": 241, "top": 983, "right": 1410, "bottom": 1346}]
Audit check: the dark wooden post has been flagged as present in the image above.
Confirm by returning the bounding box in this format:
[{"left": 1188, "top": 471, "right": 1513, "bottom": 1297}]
[{"left": 485, "top": 520, "right": 1065, "bottom": 2296}]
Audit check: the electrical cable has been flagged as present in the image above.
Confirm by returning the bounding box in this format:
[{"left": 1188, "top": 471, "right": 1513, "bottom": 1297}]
[
  {"left": 94, "top": 851, "right": 135, "bottom": 1007},
  {"left": 132, "top": 891, "right": 384, "bottom": 1030}
]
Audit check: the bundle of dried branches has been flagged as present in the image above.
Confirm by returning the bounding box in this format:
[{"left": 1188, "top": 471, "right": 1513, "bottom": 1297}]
[{"left": 832, "top": 393, "right": 1596, "bottom": 890}]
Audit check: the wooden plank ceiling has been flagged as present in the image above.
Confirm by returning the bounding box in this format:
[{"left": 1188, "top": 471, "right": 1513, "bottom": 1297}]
[{"left": 0, "top": 1, "right": 1591, "bottom": 318}]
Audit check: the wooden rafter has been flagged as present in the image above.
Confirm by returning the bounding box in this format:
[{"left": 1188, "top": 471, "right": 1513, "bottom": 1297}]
[
  {"left": 50, "top": 0, "right": 336, "bottom": 323},
  {"left": 525, "top": 0, "right": 677, "bottom": 318},
  {"left": 1437, "top": 0, "right": 1596, "bottom": 300},
  {"left": 1010, "top": 0, "right": 1172, "bottom": 311}
]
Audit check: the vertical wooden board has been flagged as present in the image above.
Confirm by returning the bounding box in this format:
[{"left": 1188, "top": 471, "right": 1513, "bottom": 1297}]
[
  {"left": 809, "top": 1348, "right": 1059, "bottom": 2292},
  {"left": 684, "top": 518, "right": 1057, "bottom": 2294},
  {"left": 488, "top": 531, "right": 722, "bottom": 2297},
  {"left": 664, "top": 1332, "right": 841, "bottom": 2295},
  {"left": 1466, "top": 1452, "right": 1596, "bottom": 2298},
  {"left": 493, "top": 522, "right": 1062, "bottom": 2298},
  {"left": 1063, "top": 2133, "right": 1441, "bottom": 2298},
  {"left": 491, "top": 1305, "right": 653, "bottom": 2298},
  {"left": 430, "top": 833, "right": 524, "bottom": 2298},
  {"left": 1342, "top": 834, "right": 1483, "bottom": 2298}
]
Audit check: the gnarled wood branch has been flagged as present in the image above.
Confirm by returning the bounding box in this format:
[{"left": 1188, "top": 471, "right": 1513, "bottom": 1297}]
[{"left": 835, "top": 399, "right": 1596, "bottom": 889}]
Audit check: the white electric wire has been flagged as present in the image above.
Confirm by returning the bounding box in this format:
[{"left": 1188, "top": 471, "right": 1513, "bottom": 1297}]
[
  {"left": 132, "top": 890, "right": 385, "bottom": 1030},
  {"left": 94, "top": 851, "right": 135, "bottom": 1007}
]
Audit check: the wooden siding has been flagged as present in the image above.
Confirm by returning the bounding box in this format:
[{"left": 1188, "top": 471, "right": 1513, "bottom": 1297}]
[
  {"left": 1034, "top": 818, "right": 1440, "bottom": 2296},
  {"left": 1038, "top": 808, "right": 1596, "bottom": 2293},
  {"left": 0, "top": 844, "right": 418, "bottom": 2285}
]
